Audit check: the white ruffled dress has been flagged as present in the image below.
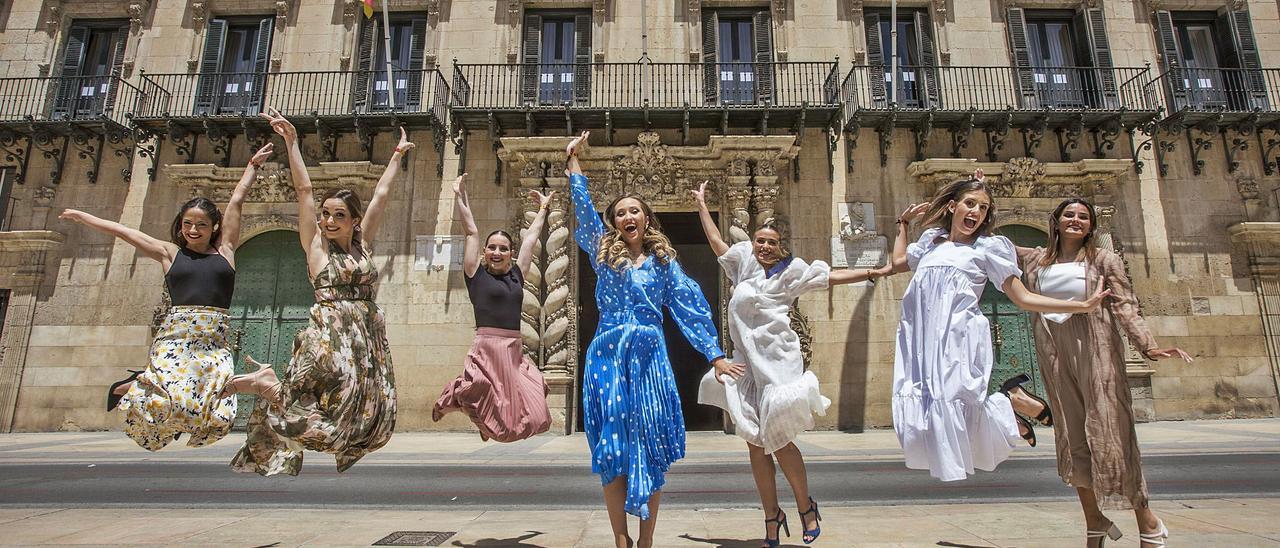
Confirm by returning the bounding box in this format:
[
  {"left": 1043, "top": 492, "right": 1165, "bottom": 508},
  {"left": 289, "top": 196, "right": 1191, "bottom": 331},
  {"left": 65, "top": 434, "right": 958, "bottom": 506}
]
[
  {"left": 698, "top": 242, "right": 832, "bottom": 454},
  {"left": 893, "top": 227, "right": 1024, "bottom": 481}
]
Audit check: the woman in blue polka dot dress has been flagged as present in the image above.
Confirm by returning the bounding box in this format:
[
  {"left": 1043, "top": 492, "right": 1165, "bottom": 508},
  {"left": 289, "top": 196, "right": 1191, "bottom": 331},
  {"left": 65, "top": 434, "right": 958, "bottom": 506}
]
[{"left": 566, "top": 131, "right": 744, "bottom": 548}]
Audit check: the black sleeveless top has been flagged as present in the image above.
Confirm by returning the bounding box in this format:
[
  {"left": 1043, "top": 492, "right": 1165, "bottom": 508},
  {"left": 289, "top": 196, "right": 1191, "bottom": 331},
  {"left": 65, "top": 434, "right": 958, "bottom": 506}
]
[
  {"left": 166, "top": 247, "right": 236, "bottom": 309},
  {"left": 465, "top": 264, "right": 523, "bottom": 330}
]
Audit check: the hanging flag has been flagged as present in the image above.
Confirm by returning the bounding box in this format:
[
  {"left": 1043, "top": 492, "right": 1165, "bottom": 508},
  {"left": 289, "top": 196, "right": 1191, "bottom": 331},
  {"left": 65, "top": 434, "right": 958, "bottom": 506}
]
[{"left": 363, "top": 0, "right": 374, "bottom": 18}]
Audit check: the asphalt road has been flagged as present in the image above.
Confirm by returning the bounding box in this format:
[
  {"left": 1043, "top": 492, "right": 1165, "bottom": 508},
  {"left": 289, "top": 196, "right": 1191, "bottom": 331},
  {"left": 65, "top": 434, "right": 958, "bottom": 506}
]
[{"left": 1, "top": 452, "right": 1276, "bottom": 509}]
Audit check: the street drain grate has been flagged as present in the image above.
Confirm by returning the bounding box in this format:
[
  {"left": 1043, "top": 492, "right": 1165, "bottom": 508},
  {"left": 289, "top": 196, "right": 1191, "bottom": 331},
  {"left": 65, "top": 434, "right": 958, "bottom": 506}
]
[{"left": 371, "top": 531, "right": 456, "bottom": 546}]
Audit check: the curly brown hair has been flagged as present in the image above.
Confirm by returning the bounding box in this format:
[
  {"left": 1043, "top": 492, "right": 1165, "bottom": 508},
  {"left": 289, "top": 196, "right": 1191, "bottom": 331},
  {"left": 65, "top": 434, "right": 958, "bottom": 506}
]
[{"left": 597, "top": 194, "right": 677, "bottom": 270}]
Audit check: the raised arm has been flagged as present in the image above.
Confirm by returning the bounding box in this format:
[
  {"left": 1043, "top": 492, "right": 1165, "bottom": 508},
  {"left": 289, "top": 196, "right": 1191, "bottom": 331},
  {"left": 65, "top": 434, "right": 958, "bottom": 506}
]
[
  {"left": 690, "top": 181, "right": 730, "bottom": 256},
  {"left": 261, "top": 108, "right": 318, "bottom": 254},
  {"left": 452, "top": 173, "right": 481, "bottom": 278},
  {"left": 888, "top": 202, "right": 929, "bottom": 273},
  {"left": 361, "top": 127, "right": 414, "bottom": 243},
  {"left": 517, "top": 189, "right": 553, "bottom": 275},
  {"left": 828, "top": 265, "right": 893, "bottom": 286},
  {"left": 1003, "top": 276, "right": 1111, "bottom": 314},
  {"left": 59, "top": 209, "right": 176, "bottom": 267},
  {"left": 219, "top": 143, "right": 274, "bottom": 260},
  {"left": 565, "top": 131, "right": 604, "bottom": 257}
]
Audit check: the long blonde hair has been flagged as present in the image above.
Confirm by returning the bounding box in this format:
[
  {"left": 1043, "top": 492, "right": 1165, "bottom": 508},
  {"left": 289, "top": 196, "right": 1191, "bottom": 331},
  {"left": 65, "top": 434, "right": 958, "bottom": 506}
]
[{"left": 596, "top": 194, "right": 677, "bottom": 270}]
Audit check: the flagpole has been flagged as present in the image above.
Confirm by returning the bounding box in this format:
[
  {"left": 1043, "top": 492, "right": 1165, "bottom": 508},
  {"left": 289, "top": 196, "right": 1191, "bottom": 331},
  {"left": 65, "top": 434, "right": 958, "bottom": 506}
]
[{"left": 380, "top": 0, "right": 396, "bottom": 109}]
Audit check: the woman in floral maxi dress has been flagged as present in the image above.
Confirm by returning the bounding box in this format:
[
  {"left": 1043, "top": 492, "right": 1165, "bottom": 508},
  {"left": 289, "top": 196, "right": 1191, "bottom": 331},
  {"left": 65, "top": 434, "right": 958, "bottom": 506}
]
[
  {"left": 226, "top": 109, "right": 411, "bottom": 476},
  {"left": 62, "top": 143, "right": 273, "bottom": 450}
]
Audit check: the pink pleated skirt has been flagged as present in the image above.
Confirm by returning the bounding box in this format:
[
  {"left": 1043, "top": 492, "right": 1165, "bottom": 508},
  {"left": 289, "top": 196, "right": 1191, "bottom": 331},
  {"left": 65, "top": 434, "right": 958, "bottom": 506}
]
[{"left": 433, "top": 327, "right": 551, "bottom": 442}]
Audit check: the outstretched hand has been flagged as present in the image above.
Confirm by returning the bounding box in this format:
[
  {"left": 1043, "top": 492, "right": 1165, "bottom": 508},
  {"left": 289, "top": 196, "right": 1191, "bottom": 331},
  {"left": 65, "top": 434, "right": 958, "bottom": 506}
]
[
  {"left": 566, "top": 130, "right": 589, "bottom": 157},
  {"left": 259, "top": 107, "right": 297, "bottom": 142},
  {"left": 453, "top": 173, "right": 469, "bottom": 201},
  {"left": 249, "top": 143, "right": 274, "bottom": 167},
  {"left": 1080, "top": 285, "right": 1113, "bottom": 312},
  {"left": 58, "top": 208, "right": 87, "bottom": 224},
  {"left": 898, "top": 202, "right": 930, "bottom": 224},
  {"left": 973, "top": 168, "right": 985, "bottom": 182},
  {"left": 530, "top": 189, "right": 555, "bottom": 210},
  {"left": 690, "top": 180, "right": 710, "bottom": 207},
  {"left": 396, "top": 126, "right": 416, "bottom": 154},
  {"left": 1146, "top": 347, "right": 1194, "bottom": 363}
]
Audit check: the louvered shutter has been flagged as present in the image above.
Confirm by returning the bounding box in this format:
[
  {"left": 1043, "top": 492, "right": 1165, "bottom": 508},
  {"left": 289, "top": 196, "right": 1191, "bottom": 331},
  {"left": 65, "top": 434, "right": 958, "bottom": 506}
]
[
  {"left": 194, "top": 18, "right": 228, "bottom": 115},
  {"left": 573, "top": 13, "right": 592, "bottom": 105},
  {"left": 752, "top": 11, "right": 774, "bottom": 105},
  {"left": 352, "top": 16, "right": 376, "bottom": 112},
  {"left": 1006, "top": 8, "right": 1037, "bottom": 108},
  {"left": 248, "top": 17, "right": 273, "bottom": 113},
  {"left": 52, "top": 25, "right": 89, "bottom": 118},
  {"left": 702, "top": 10, "right": 719, "bottom": 104},
  {"left": 1152, "top": 10, "right": 1186, "bottom": 110},
  {"left": 1224, "top": 8, "right": 1267, "bottom": 109},
  {"left": 406, "top": 18, "right": 428, "bottom": 110},
  {"left": 915, "top": 10, "right": 939, "bottom": 108},
  {"left": 864, "top": 13, "right": 886, "bottom": 106},
  {"left": 520, "top": 13, "right": 542, "bottom": 105},
  {"left": 102, "top": 24, "right": 130, "bottom": 119},
  {"left": 1078, "top": 8, "right": 1117, "bottom": 108}
]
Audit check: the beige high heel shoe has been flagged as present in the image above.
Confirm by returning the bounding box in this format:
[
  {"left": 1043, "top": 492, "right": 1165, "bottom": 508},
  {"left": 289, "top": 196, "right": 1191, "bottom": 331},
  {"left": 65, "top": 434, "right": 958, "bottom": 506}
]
[
  {"left": 1086, "top": 521, "right": 1122, "bottom": 547},
  {"left": 222, "top": 355, "right": 284, "bottom": 408}
]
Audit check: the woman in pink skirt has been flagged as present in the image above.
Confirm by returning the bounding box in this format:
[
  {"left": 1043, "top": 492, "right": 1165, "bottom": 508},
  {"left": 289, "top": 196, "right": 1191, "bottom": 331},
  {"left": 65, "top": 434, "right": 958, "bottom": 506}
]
[{"left": 432, "top": 173, "right": 552, "bottom": 441}]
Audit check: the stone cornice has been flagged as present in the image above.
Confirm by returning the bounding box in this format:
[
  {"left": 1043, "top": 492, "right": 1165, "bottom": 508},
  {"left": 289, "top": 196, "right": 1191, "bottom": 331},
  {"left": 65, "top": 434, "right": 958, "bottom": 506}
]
[
  {"left": 906, "top": 157, "right": 1131, "bottom": 198},
  {"left": 1228, "top": 222, "right": 1280, "bottom": 251},
  {"left": 0, "top": 231, "right": 65, "bottom": 254}
]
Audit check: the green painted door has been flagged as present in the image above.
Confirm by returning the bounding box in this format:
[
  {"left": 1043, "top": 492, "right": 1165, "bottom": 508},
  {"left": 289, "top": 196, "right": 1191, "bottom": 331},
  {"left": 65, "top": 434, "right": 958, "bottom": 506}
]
[
  {"left": 228, "top": 230, "right": 313, "bottom": 424},
  {"left": 981, "top": 225, "right": 1048, "bottom": 396}
]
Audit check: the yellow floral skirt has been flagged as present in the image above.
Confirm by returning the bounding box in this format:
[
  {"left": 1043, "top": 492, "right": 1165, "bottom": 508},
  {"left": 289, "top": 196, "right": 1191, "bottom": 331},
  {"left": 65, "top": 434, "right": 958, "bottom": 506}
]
[{"left": 117, "top": 306, "right": 237, "bottom": 450}]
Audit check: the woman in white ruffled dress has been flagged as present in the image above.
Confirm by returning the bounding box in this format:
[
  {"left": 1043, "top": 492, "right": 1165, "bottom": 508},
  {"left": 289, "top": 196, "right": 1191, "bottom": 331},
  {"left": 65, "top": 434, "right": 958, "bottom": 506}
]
[
  {"left": 885, "top": 176, "right": 1109, "bottom": 483},
  {"left": 692, "top": 183, "right": 888, "bottom": 547}
]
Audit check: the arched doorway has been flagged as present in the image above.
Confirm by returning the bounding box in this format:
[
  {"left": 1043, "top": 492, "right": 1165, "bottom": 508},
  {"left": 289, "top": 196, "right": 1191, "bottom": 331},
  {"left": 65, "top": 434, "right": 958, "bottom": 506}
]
[
  {"left": 228, "top": 230, "right": 312, "bottom": 424},
  {"left": 982, "top": 224, "right": 1048, "bottom": 396}
]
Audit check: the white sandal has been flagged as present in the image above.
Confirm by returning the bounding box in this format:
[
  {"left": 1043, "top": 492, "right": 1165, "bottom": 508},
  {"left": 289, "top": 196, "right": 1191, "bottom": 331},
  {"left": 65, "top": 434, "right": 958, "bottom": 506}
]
[
  {"left": 1086, "top": 521, "right": 1122, "bottom": 547},
  {"left": 1139, "top": 519, "right": 1169, "bottom": 547}
]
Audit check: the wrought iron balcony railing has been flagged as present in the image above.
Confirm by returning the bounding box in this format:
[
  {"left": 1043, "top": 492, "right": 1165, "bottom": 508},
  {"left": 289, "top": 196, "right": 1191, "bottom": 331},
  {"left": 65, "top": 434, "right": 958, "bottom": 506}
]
[
  {"left": 134, "top": 69, "right": 450, "bottom": 124},
  {"left": 0, "top": 75, "right": 145, "bottom": 126},
  {"left": 841, "top": 65, "right": 1158, "bottom": 113},
  {"left": 1147, "top": 66, "right": 1279, "bottom": 113},
  {"left": 451, "top": 61, "right": 841, "bottom": 110}
]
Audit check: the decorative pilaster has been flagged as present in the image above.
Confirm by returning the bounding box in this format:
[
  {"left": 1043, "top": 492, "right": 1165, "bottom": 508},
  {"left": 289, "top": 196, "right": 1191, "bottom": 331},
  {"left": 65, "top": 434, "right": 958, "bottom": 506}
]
[{"left": 189, "top": 2, "right": 209, "bottom": 72}]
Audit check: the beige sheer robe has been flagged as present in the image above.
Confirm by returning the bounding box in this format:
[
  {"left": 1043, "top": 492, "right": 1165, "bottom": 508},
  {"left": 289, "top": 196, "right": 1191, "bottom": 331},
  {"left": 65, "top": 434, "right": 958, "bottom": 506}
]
[{"left": 1020, "top": 247, "right": 1159, "bottom": 509}]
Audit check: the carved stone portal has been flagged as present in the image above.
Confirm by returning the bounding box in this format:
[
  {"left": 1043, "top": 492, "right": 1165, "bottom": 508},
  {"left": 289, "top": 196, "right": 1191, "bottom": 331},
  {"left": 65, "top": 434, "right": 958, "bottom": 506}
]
[{"left": 167, "top": 161, "right": 383, "bottom": 203}]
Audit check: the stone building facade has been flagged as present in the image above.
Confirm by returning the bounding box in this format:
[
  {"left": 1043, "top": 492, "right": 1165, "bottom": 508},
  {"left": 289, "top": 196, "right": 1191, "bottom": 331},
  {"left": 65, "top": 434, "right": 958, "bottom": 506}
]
[{"left": 0, "top": 0, "right": 1276, "bottom": 433}]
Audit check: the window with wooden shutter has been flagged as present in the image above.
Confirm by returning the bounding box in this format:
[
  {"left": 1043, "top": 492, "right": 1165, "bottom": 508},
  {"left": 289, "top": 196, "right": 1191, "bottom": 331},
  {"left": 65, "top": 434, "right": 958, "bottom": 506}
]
[
  {"left": 405, "top": 18, "right": 428, "bottom": 109},
  {"left": 194, "top": 18, "right": 228, "bottom": 115},
  {"left": 248, "top": 18, "right": 273, "bottom": 114},
  {"left": 352, "top": 16, "right": 376, "bottom": 112},
  {"left": 520, "top": 13, "right": 542, "bottom": 105},
  {"left": 752, "top": 11, "right": 774, "bottom": 105},
  {"left": 51, "top": 25, "right": 89, "bottom": 118},
  {"left": 1006, "top": 8, "right": 1037, "bottom": 108},
  {"left": 101, "top": 23, "right": 129, "bottom": 118},
  {"left": 573, "top": 13, "right": 592, "bottom": 105},
  {"left": 701, "top": 10, "right": 719, "bottom": 104},
  {"left": 914, "top": 10, "right": 939, "bottom": 108},
  {"left": 1152, "top": 10, "right": 1187, "bottom": 109},
  {"left": 1222, "top": 8, "right": 1267, "bottom": 110},
  {"left": 863, "top": 12, "right": 886, "bottom": 106},
  {"left": 1078, "top": 8, "right": 1117, "bottom": 108}
]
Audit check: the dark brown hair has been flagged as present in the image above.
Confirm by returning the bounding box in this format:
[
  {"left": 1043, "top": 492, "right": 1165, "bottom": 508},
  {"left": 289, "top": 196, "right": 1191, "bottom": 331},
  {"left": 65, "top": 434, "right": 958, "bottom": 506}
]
[
  {"left": 485, "top": 230, "right": 513, "bottom": 248},
  {"left": 755, "top": 217, "right": 792, "bottom": 258},
  {"left": 1039, "top": 198, "right": 1099, "bottom": 268},
  {"left": 922, "top": 178, "right": 996, "bottom": 237},
  {"left": 170, "top": 197, "right": 223, "bottom": 249},
  {"left": 319, "top": 188, "right": 365, "bottom": 251}
]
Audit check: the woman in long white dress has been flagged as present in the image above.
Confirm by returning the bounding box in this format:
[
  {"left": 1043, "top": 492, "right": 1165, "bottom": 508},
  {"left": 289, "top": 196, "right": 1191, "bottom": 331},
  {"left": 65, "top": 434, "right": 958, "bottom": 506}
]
[
  {"left": 884, "top": 176, "right": 1109, "bottom": 482},
  {"left": 691, "top": 183, "right": 889, "bottom": 547}
]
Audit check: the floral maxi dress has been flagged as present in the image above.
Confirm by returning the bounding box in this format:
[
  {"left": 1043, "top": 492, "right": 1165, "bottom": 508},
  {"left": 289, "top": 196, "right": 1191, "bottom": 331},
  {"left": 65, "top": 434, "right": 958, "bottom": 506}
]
[{"left": 232, "top": 241, "right": 396, "bottom": 476}]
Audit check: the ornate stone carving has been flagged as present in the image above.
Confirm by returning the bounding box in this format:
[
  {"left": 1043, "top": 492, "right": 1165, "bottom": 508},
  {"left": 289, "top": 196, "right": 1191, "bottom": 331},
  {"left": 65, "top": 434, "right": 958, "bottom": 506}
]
[
  {"left": 45, "top": 3, "right": 63, "bottom": 33},
  {"left": 169, "top": 162, "right": 383, "bottom": 203},
  {"left": 241, "top": 213, "right": 297, "bottom": 238},
  {"left": 595, "top": 131, "right": 694, "bottom": 209},
  {"left": 907, "top": 157, "right": 1126, "bottom": 199},
  {"left": 847, "top": 0, "right": 864, "bottom": 17},
  {"left": 427, "top": 0, "right": 442, "bottom": 24},
  {"left": 128, "top": 2, "right": 148, "bottom": 33},
  {"left": 32, "top": 186, "right": 56, "bottom": 207},
  {"left": 1237, "top": 175, "right": 1260, "bottom": 201},
  {"left": 191, "top": 1, "right": 208, "bottom": 30},
  {"left": 540, "top": 196, "right": 574, "bottom": 374}
]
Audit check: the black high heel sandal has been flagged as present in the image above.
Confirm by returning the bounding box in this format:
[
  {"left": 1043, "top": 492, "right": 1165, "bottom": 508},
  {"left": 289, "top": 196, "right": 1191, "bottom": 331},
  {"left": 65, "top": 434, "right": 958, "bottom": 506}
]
[
  {"left": 1000, "top": 373, "right": 1053, "bottom": 426},
  {"left": 106, "top": 370, "right": 143, "bottom": 411},
  {"left": 762, "top": 508, "right": 789, "bottom": 548},
  {"left": 799, "top": 496, "right": 822, "bottom": 544},
  {"left": 1016, "top": 414, "right": 1037, "bottom": 447}
]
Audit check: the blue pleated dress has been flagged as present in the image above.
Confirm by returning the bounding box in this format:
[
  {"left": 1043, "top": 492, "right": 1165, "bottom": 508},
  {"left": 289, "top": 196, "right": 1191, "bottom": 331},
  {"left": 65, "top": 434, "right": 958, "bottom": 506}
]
[{"left": 570, "top": 173, "right": 725, "bottom": 519}]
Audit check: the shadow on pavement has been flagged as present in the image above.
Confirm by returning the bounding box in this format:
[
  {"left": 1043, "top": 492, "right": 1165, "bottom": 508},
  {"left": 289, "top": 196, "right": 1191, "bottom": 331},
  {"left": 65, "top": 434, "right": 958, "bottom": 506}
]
[{"left": 450, "top": 530, "right": 545, "bottom": 547}]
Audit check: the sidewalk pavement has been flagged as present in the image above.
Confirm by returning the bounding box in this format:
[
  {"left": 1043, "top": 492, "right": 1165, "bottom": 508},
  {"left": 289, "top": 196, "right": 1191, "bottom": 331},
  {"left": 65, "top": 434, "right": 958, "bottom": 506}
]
[{"left": 1, "top": 418, "right": 1278, "bottom": 547}]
